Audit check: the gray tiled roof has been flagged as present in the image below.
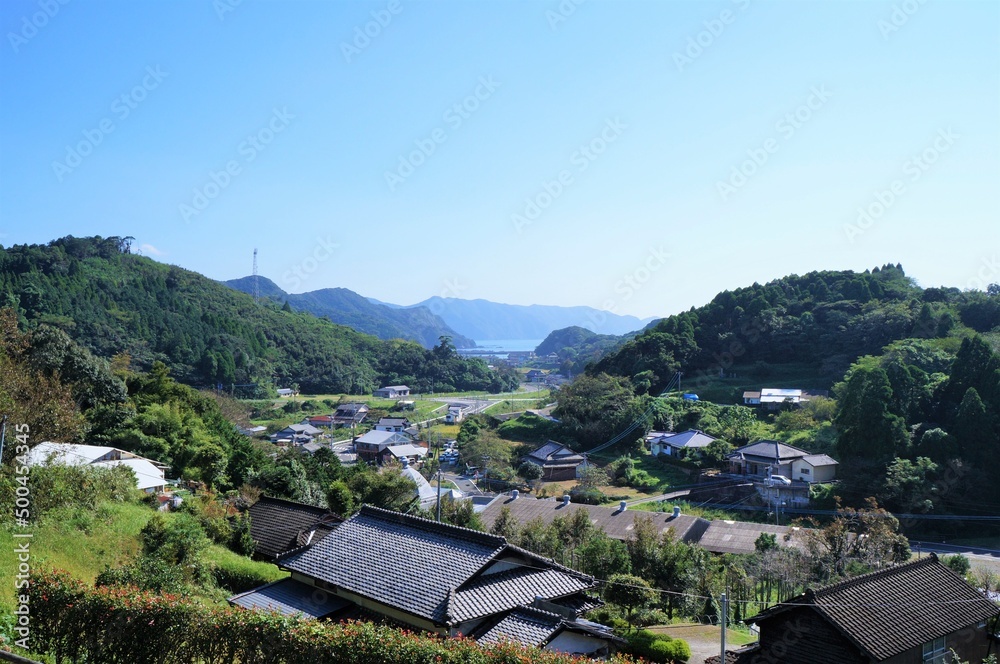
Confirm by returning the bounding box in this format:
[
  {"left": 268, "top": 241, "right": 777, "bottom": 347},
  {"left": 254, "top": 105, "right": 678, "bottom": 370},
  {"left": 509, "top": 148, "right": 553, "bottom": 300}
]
[
  {"left": 800, "top": 453, "right": 838, "bottom": 466},
  {"left": 472, "top": 606, "right": 563, "bottom": 647},
  {"left": 282, "top": 506, "right": 508, "bottom": 624},
  {"left": 729, "top": 440, "right": 810, "bottom": 462},
  {"left": 697, "top": 520, "right": 812, "bottom": 555},
  {"left": 449, "top": 567, "right": 592, "bottom": 622},
  {"left": 527, "top": 441, "right": 583, "bottom": 464},
  {"left": 247, "top": 496, "right": 340, "bottom": 560},
  {"left": 749, "top": 554, "right": 1000, "bottom": 660},
  {"left": 480, "top": 497, "right": 710, "bottom": 543},
  {"left": 228, "top": 578, "right": 350, "bottom": 618}
]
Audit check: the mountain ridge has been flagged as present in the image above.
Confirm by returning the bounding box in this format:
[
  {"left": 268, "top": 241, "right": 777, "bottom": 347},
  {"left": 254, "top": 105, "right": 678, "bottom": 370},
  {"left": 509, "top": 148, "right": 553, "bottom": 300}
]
[{"left": 224, "top": 276, "right": 474, "bottom": 348}]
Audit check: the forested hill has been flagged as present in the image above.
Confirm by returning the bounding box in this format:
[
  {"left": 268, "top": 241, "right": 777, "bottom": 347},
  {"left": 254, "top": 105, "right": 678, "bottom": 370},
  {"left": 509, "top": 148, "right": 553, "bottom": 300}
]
[
  {"left": 225, "top": 276, "right": 475, "bottom": 349},
  {"left": 587, "top": 265, "right": 1000, "bottom": 394},
  {"left": 0, "top": 236, "right": 517, "bottom": 394}
]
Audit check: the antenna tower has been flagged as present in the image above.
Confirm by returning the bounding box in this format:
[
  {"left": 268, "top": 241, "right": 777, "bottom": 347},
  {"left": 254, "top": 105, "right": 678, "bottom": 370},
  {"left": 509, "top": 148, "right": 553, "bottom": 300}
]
[{"left": 252, "top": 248, "right": 260, "bottom": 303}]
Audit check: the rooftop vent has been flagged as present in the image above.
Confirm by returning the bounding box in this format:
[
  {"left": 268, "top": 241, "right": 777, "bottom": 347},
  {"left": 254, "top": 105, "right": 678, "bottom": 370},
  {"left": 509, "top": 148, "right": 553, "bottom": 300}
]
[
  {"left": 619, "top": 501, "right": 628, "bottom": 512},
  {"left": 562, "top": 494, "right": 571, "bottom": 506},
  {"left": 672, "top": 506, "right": 681, "bottom": 518},
  {"left": 511, "top": 489, "right": 519, "bottom": 500}
]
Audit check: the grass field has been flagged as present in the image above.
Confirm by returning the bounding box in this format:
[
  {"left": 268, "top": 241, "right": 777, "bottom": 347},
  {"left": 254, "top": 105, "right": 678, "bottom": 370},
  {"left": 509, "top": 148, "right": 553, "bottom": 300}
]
[{"left": 0, "top": 501, "right": 284, "bottom": 614}]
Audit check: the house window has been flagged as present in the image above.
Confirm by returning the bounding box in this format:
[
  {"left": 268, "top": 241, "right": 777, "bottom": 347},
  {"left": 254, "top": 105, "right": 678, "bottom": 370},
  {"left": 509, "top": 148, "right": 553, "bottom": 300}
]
[
  {"left": 800, "top": 467, "right": 810, "bottom": 475},
  {"left": 921, "top": 637, "right": 947, "bottom": 664}
]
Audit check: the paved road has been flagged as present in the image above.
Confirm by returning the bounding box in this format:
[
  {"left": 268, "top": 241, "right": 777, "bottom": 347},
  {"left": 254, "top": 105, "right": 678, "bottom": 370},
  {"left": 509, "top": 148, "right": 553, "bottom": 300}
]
[{"left": 910, "top": 540, "right": 1000, "bottom": 560}]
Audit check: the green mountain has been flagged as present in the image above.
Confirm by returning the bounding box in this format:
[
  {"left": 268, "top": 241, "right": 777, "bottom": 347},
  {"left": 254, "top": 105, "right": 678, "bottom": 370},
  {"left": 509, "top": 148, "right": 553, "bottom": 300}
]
[
  {"left": 224, "top": 276, "right": 475, "bottom": 349},
  {"left": 588, "top": 265, "right": 1000, "bottom": 398},
  {"left": 0, "top": 236, "right": 516, "bottom": 394},
  {"left": 534, "top": 325, "right": 636, "bottom": 374}
]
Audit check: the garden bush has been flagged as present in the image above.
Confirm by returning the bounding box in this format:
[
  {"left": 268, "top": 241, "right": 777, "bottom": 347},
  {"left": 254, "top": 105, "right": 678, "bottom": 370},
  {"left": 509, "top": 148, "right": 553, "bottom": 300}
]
[{"left": 27, "top": 568, "right": 638, "bottom": 664}]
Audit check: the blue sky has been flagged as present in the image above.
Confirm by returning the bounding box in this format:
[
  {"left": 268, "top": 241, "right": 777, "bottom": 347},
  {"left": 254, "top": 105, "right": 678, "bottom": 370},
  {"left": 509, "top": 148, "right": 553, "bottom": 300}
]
[{"left": 1, "top": 0, "right": 997, "bottom": 319}]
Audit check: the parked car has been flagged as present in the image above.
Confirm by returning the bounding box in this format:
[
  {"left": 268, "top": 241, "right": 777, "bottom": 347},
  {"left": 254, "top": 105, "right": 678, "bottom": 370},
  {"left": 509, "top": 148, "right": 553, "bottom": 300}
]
[{"left": 768, "top": 475, "right": 792, "bottom": 485}]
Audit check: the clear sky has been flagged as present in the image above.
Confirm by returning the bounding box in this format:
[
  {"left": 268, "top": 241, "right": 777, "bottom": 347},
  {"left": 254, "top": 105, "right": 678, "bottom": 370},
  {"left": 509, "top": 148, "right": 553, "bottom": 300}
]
[{"left": 1, "top": 0, "right": 997, "bottom": 319}]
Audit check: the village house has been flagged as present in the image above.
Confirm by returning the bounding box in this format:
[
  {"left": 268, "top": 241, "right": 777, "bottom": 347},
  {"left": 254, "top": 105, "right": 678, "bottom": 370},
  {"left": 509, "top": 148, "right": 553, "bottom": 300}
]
[
  {"left": 332, "top": 402, "right": 369, "bottom": 427},
  {"left": 269, "top": 423, "right": 322, "bottom": 445},
  {"left": 742, "top": 388, "right": 829, "bottom": 410},
  {"left": 303, "top": 414, "right": 335, "bottom": 429},
  {"left": 379, "top": 443, "right": 429, "bottom": 467},
  {"left": 374, "top": 417, "right": 410, "bottom": 432},
  {"left": 244, "top": 496, "right": 342, "bottom": 562},
  {"left": 354, "top": 429, "right": 412, "bottom": 463},
  {"left": 728, "top": 440, "right": 838, "bottom": 483},
  {"left": 710, "top": 554, "right": 1000, "bottom": 663},
  {"left": 445, "top": 404, "right": 468, "bottom": 424},
  {"left": 229, "top": 506, "right": 620, "bottom": 656},
  {"left": 647, "top": 429, "right": 718, "bottom": 458},
  {"left": 480, "top": 494, "right": 814, "bottom": 556},
  {"left": 525, "top": 369, "right": 545, "bottom": 383},
  {"left": 27, "top": 442, "right": 168, "bottom": 493},
  {"left": 374, "top": 385, "right": 411, "bottom": 398},
  {"left": 522, "top": 441, "right": 587, "bottom": 481}
]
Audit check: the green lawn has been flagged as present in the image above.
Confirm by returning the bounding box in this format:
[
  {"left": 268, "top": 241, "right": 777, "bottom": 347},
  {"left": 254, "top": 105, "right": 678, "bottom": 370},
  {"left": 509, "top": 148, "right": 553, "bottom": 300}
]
[
  {"left": 689, "top": 361, "right": 829, "bottom": 404},
  {"left": 0, "top": 501, "right": 284, "bottom": 614}
]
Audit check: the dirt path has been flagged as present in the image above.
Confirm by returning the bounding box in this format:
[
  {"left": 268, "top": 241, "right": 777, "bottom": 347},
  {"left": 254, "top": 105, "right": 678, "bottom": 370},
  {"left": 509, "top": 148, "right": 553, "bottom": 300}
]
[{"left": 648, "top": 624, "right": 756, "bottom": 664}]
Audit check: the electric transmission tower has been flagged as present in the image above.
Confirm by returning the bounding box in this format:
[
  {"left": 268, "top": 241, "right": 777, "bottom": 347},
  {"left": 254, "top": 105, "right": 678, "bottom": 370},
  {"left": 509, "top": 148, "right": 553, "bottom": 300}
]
[{"left": 252, "top": 248, "right": 260, "bottom": 303}]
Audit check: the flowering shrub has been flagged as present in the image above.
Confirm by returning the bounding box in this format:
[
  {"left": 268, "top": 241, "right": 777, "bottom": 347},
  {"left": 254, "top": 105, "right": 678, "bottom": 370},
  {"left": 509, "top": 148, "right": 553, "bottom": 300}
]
[{"left": 28, "top": 569, "right": 636, "bottom": 664}]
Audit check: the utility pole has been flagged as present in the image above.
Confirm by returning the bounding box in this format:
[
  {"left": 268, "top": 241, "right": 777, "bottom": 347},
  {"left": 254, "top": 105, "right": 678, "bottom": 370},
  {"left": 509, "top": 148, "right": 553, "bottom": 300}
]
[
  {"left": 720, "top": 592, "right": 728, "bottom": 662},
  {"left": 436, "top": 467, "right": 443, "bottom": 522}
]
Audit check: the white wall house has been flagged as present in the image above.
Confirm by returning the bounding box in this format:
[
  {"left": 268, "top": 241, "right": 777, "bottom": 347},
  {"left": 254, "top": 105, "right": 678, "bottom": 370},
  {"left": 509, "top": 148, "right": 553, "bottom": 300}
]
[{"left": 27, "top": 442, "right": 167, "bottom": 493}]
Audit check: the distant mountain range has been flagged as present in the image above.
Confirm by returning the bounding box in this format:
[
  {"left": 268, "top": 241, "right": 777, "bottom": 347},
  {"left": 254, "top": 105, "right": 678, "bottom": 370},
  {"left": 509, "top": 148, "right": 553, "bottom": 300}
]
[
  {"left": 372, "top": 296, "right": 655, "bottom": 340},
  {"left": 224, "top": 277, "right": 475, "bottom": 348}
]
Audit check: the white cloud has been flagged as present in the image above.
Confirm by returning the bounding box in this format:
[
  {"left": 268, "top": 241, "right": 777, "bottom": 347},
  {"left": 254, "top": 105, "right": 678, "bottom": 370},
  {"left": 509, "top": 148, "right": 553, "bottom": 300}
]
[{"left": 140, "top": 243, "right": 165, "bottom": 256}]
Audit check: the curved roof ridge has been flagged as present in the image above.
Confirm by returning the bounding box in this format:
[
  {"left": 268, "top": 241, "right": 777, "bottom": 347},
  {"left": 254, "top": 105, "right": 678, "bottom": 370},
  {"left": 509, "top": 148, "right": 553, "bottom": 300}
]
[
  {"left": 811, "top": 554, "right": 939, "bottom": 599},
  {"left": 357, "top": 504, "right": 508, "bottom": 548}
]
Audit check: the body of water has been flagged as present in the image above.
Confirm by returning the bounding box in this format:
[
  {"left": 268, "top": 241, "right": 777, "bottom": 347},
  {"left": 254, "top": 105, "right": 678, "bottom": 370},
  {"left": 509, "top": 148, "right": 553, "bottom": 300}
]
[{"left": 472, "top": 339, "right": 543, "bottom": 352}]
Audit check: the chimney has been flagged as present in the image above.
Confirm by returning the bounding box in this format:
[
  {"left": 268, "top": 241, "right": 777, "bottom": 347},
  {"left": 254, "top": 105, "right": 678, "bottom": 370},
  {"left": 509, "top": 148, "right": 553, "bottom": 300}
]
[
  {"left": 562, "top": 494, "right": 571, "bottom": 506},
  {"left": 511, "top": 489, "right": 519, "bottom": 500},
  {"left": 619, "top": 501, "right": 627, "bottom": 512},
  {"left": 672, "top": 505, "right": 681, "bottom": 518}
]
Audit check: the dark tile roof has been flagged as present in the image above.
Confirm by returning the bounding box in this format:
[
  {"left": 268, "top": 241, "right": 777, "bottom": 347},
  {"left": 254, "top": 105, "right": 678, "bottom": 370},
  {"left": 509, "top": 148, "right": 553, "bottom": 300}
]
[
  {"left": 282, "top": 506, "right": 598, "bottom": 627},
  {"left": 526, "top": 441, "right": 584, "bottom": 465},
  {"left": 247, "top": 496, "right": 341, "bottom": 560},
  {"left": 449, "top": 567, "right": 592, "bottom": 622},
  {"left": 749, "top": 554, "right": 1000, "bottom": 660},
  {"left": 282, "top": 506, "right": 509, "bottom": 624},
  {"left": 480, "top": 496, "right": 710, "bottom": 543},
  {"left": 228, "top": 578, "right": 351, "bottom": 618},
  {"left": 729, "top": 440, "right": 810, "bottom": 462},
  {"left": 471, "top": 606, "right": 563, "bottom": 646}
]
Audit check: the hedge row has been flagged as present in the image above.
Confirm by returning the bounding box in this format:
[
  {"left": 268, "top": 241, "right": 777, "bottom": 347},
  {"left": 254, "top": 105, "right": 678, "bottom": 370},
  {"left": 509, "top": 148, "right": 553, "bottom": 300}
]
[{"left": 26, "top": 569, "right": 636, "bottom": 664}]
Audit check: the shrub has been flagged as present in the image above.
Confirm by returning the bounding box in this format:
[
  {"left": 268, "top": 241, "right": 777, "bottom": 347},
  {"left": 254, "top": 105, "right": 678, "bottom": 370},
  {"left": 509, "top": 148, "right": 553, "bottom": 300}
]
[
  {"left": 210, "top": 555, "right": 282, "bottom": 594},
  {"left": 27, "top": 568, "right": 637, "bottom": 664},
  {"left": 95, "top": 557, "right": 187, "bottom": 594}
]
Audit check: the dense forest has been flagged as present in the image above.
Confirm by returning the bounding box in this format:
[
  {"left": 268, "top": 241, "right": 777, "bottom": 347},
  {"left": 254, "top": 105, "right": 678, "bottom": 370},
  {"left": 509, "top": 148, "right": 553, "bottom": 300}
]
[
  {"left": 0, "top": 237, "right": 517, "bottom": 395},
  {"left": 581, "top": 264, "right": 999, "bottom": 394}
]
